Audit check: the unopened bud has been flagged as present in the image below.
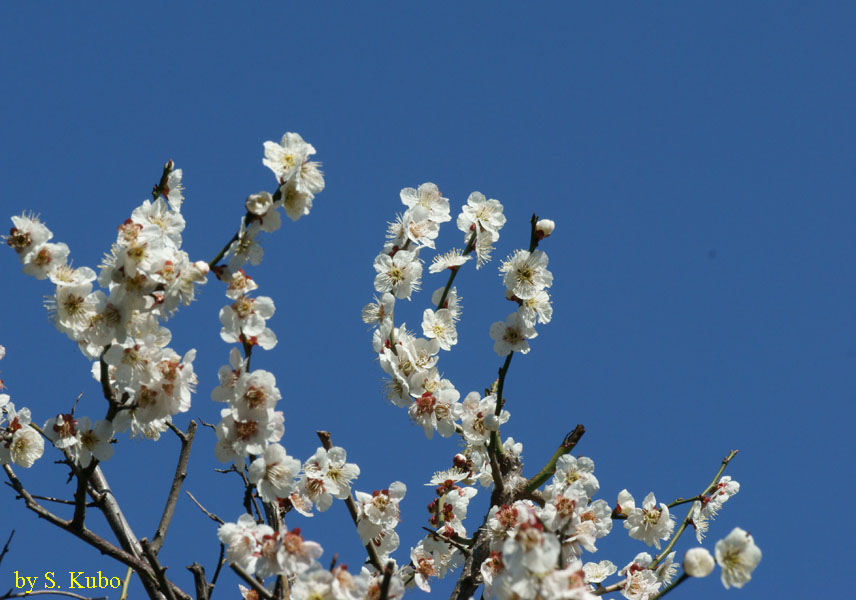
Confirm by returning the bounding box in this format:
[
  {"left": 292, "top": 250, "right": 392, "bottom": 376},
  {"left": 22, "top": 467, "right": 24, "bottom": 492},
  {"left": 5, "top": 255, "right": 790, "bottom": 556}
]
[
  {"left": 683, "top": 547, "right": 715, "bottom": 577},
  {"left": 246, "top": 191, "right": 274, "bottom": 216},
  {"left": 535, "top": 219, "right": 555, "bottom": 239}
]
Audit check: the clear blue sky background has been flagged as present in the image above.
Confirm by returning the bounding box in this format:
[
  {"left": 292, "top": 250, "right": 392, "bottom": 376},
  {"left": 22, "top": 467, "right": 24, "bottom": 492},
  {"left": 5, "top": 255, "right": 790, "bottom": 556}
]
[{"left": 1, "top": 3, "right": 853, "bottom": 599}]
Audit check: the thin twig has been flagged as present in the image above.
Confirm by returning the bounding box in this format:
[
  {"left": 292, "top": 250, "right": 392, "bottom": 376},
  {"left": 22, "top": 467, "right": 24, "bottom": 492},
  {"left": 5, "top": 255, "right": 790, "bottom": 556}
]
[
  {"left": 0, "top": 530, "right": 14, "bottom": 569},
  {"left": 151, "top": 421, "right": 197, "bottom": 553},
  {"left": 119, "top": 566, "right": 132, "bottom": 600},
  {"left": 211, "top": 543, "right": 226, "bottom": 587},
  {"left": 435, "top": 232, "right": 477, "bottom": 310},
  {"left": 10, "top": 488, "right": 96, "bottom": 507},
  {"left": 488, "top": 352, "right": 514, "bottom": 460},
  {"left": 4, "top": 465, "right": 159, "bottom": 588},
  {"left": 650, "top": 572, "right": 689, "bottom": 599},
  {"left": 421, "top": 527, "right": 472, "bottom": 553},
  {"left": 186, "top": 491, "right": 225, "bottom": 524},
  {"left": 649, "top": 450, "right": 739, "bottom": 569},
  {"left": 198, "top": 418, "right": 217, "bottom": 431}
]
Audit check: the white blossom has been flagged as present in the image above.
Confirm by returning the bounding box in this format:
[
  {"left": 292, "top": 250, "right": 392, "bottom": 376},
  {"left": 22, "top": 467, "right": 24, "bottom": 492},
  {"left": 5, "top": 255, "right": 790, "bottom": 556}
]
[{"left": 715, "top": 527, "right": 761, "bottom": 589}]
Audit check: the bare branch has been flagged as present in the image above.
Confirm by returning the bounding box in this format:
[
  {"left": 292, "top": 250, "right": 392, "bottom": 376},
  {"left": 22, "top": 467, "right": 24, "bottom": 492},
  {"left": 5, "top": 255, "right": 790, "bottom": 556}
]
[
  {"left": 211, "top": 543, "right": 226, "bottom": 587},
  {"left": 141, "top": 538, "right": 179, "bottom": 600},
  {"left": 86, "top": 466, "right": 145, "bottom": 559},
  {"left": 186, "top": 563, "right": 212, "bottom": 600},
  {"left": 151, "top": 420, "right": 197, "bottom": 553},
  {"left": 1, "top": 484, "right": 96, "bottom": 506},
  {"left": 3, "top": 465, "right": 160, "bottom": 591},
  {"left": 186, "top": 491, "right": 225, "bottom": 525},
  {"left": 0, "top": 530, "right": 13, "bottom": 570}
]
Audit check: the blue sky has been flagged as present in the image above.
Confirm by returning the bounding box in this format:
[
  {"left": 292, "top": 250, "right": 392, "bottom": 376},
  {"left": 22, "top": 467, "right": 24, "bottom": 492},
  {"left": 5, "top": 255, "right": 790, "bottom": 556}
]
[{"left": 1, "top": 3, "right": 853, "bottom": 599}]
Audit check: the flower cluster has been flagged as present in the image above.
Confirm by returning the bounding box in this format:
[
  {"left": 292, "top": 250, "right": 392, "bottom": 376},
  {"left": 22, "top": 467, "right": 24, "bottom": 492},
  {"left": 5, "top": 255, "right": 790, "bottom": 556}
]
[
  {"left": 219, "top": 511, "right": 406, "bottom": 600},
  {"left": 2, "top": 133, "right": 761, "bottom": 600},
  {"left": 5, "top": 166, "right": 206, "bottom": 448},
  {"left": 355, "top": 481, "right": 407, "bottom": 561},
  {"left": 474, "top": 457, "right": 612, "bottom": 599},
  {"left": 43, "top": 414, "right": 114, "bottom": 468},
  {"left": 0, "top": 347, "right": 44, "bottom": 468},
  {"left": 489, "top": 247, "right": 554, "bottom": 357}
]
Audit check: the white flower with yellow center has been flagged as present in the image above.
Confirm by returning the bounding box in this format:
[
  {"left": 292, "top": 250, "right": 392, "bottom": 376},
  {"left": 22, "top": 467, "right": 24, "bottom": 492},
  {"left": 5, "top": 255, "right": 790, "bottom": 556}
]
[
  {"left": 624, "top": 492, "right": 674, "bottom": 549},
  {"left": 421, "top": 308, "right": 457, "bottom": 350}
]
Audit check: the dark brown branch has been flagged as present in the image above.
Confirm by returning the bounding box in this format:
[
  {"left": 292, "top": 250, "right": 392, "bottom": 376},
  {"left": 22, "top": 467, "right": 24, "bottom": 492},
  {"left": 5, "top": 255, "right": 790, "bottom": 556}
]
[
  {"left": 151, "top": 421, "right": 197, "bottom": 553},
  {"left": 140, "top": 538, "right": 182, "bottom": 600},
  {"left": 487, "top": 444, "right": 505, "bottom": 496},
  {"left": 0, "top": 530, "right": 13, "bottom": 569},
  {"left": 72, "top": 463, "right": 98, "bottom": 530},
  {"left": 3, "top": 465, "right": 160, "bottom": 590},
  {"left": 186, "top": 564, "right": 212, "bottom": 600},
  {"left": 450, "top": 447, "right": 525, "bottom": 600},
  {"left": 2, "top": 484, "right": 96, "bottom": 506},
  {"left": 421, "top": 527, "right": 472, "bottom": 553},
  {"left": 229, "top": 565, "right": 273, "bottom": 600},
  {"left": 211, "top": 543, "right": 226, "bottom": 587},
  {"left": 528, "top": 213, "right": 540, "bottom": 253},
  {"left": 315, "top": 431, "right": 384, "bottom": 572},
  {"left": 378, "top": 561, "right": 395, "bottom": 600}
]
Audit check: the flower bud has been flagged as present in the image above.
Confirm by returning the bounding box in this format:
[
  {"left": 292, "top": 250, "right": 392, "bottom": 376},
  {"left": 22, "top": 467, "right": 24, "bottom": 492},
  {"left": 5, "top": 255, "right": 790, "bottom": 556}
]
[
  {"left": 246, "top": 191, "right": 274, "bottom": 216},
  {"left": 535, "top": 219, "right": 555, "bottom": 239},
  {"left": 683, "top": 547, "right": 715, "bottom": 577}
]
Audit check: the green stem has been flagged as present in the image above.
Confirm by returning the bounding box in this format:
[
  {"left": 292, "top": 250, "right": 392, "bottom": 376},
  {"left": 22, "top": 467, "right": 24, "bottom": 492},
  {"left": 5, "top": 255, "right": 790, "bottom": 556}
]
[
  {"left": 523, "top": 425, "right": 586, "bottom": 494},
  {"left": 436, "top": 232, "right": 476, "bottom": 311},
  {"left": 651, "top": 572, "right": 689, "bottom": 600},
  {"left": 208, "top": 187, "right": 283, "bottom": 269},
  {"left": 208, "top": 231, "right": 240, "bottom": 269},
  {"left": 488, "top": 352, "right": 514, "bottom": 458},
  {"left": 650, "top": 450, "right": 738, "bottom": 569}
]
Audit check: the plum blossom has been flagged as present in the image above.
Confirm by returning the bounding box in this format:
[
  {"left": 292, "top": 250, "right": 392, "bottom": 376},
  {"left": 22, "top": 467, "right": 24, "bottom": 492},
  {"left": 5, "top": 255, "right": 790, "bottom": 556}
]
[
  {"left": 715, "top": 527, "right": 761, "bottom": 589},
  {"left": 623, "top": 491, "right": 674, "bottom": 550},
  {"left": 489, "top": 311, "right": 537, "bottom": 356}
]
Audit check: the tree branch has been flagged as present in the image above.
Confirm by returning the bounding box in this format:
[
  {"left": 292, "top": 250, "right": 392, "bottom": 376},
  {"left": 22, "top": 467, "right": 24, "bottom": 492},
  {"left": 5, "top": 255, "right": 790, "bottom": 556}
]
[
  {"left": 151, "top": 421, "right": 197, "bottom": 553},
  {"left": 523, "top": 425, "right": 586, "bottom": 494},
  {"left": 3, "top": 465, "right": 161, "bottom": 594},
  {"left": 229, "top": 565, "right": 273, "bottom": 600},
  {"left": 185, "top": 491, "right": 226, "bottom": 525},
  {"left": 0, "top": 530, "right": 13, "bottom": 570},
  {"left": 186, "top": 564, "right": 212, "bottom": 600}
]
